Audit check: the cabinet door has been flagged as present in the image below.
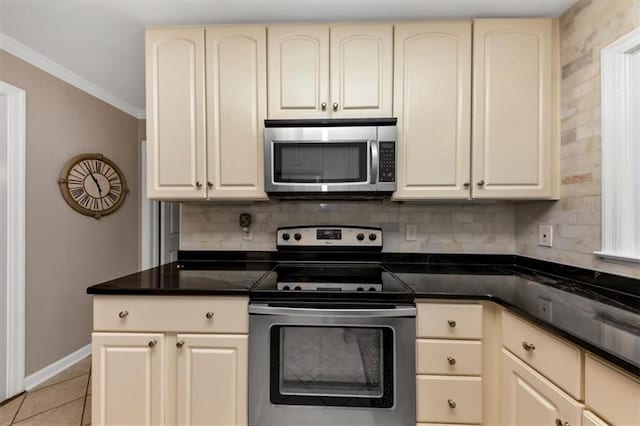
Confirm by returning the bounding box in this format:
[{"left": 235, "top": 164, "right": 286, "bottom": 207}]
[
  {"left": 176, "top": 334, "right": 248, "bottom": 426},
  {"left": 393, "top": 22, "right": 471, "bottom": 200},
  {"left": 205, "top": 26, "right": 268, "bottom": 200},
  {"left": 330, "top": 24, "right": 393, "bottom": 117},
  {"left": 502, "top": 349, "right": 583, "bottom": 426},
  {"left": 472, "top": 19, "right": 557, "bottom": 199},
  {"left": 267, "top": 25, "right": 329, "bottom": 118},
  {"left": 146, "top": 28, "right": 207, "bottom": 200},
  {"left": 92, "top": 333, "right": 165, "bottom": 426}
]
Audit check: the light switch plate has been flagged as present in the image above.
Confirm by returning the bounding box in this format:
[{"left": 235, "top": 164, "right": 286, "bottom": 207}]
[
  {"left": 405, "top": 224, "right": 417, "bottom": 241},
  {"left": 538, "top": 225, "right": 553, "bottom": 247}
]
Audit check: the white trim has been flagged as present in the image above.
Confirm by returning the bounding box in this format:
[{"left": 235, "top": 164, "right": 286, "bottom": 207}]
[
  {"left": 0, "top": 80, "right": 26, "bottom": 400},
  {"left": 594, "top": 251, "right": 640, "bottom": 264},
  {"left": 598, "top": 27, "right": 640, "bottom": 263},
  {"left": 24, "top": 344, "right": 92, "bottom": 391},
  {"left": 140, "top": 140, "right": 160, "bottom": 270},
  {"left": 0, "top": 32, "right": 146, "bottom": 119}
]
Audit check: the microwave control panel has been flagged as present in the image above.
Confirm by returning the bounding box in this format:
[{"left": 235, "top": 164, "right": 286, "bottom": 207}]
[{"left": 378, "top": 142, "right": 396, "bottom": 182}]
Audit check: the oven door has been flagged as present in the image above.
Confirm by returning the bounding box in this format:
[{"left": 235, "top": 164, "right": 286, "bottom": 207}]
[
  {"left": 264, "top": 126, "right": 378, "bottom": 193},
  {"left": 249, "top": 304, "right": 416, "bottom": 426}
]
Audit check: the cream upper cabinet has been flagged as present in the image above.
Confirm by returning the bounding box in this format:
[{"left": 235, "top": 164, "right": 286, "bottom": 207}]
[
  {"left": 267, "top": 25, "right": 330, "bottom": 118},
  {"left": 92, "top": 332, "right": 165, "bottom": 426},
  {"left": 176, "top": 334, "right": 248, "bottom": 426},
  {"left": 205, "top": 26, "right": 268, "bottom": 200},
  {"left": 329, "top": 24, "right": 393, "bottom": 117},
  {"left": 472, "top": 19, "right": 558, "bottom": 199},
  {"left": 146, "top": 28, "right": 207, "bottom": 200},
  {"left": 393, "top": 22, "right": 471, "bottom": 200},
  {"left": 502, "top": 349, "right": 583, "bottom": 426},
  {"left": 267, "top": 24, "right": 392, "bottom": 118}
]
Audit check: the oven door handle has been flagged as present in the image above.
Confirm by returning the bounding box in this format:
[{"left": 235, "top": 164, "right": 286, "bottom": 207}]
[{"left": 249, "top": 304, "right": 416, "bottom": 318}]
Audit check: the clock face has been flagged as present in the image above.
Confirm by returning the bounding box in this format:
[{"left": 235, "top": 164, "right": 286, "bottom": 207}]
[{"left": 59, "top": 154, "right": 128, "bottom": 218}]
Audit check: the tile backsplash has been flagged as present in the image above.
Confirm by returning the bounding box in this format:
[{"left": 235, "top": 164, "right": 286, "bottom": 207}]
[{"left": 181, "top": 201, "right": 516, "bottom": 253}]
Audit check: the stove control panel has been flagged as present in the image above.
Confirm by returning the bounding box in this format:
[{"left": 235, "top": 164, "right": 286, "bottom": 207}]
[{"left": 277, "top": 226, "right": 383, "bottom": 247}]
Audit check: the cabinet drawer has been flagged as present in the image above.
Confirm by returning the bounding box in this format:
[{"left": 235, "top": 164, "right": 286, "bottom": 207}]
[
  {"left": 585, "top": 354, "right": 640, "bottom": 426},
  {"left": 417, "top": 303, "right": 483, "bottom": 339},
  {"left": 417, "top": 339, "right": 482, "bottom": 376},
  {"left": 416, "top": 376, "right": 482, "bottom": 424},
  {"left": 501, "top": 310, "right": 582, "bottom": 399},
  {"left": 94, "top": 296, "right": 248, "bottom": 333}
]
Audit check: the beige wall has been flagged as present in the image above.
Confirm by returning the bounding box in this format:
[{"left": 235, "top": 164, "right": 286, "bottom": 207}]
[
  {"left": 0, "top": 50, "right": 141, "bottom": 374},
  {"left": 515, "top": 0, "right": 640, "bottom": 278}
]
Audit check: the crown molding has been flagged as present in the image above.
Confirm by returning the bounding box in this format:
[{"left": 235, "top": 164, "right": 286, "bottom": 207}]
[{"left": 0, "top": 32, "right": 146, "bottom": 119}]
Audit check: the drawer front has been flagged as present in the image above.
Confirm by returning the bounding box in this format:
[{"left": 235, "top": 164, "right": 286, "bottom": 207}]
[
  {"left": 582, "top": 411, "right": 609, "bottom": 426},
  {"left": 585, "top": 354, "right": 640, "bottom": 426},
  {"left": 417, "top": 376, "right": 482, "bottom": 424},
  {"left": 417, "top": 303, "right": 483, "bottom": 339},
  {"left": 94, "top": 296, "right": 248, "bottom": 333},
  {"left": 417, "top": 339, "right": 482, "bottom": 376},
  {"left": 501, "top": 310, "right": 582, "bottom": 399}
]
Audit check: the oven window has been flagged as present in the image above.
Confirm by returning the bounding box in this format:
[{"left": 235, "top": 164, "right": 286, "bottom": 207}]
[
  {"left": 273, "top": 142, "right": 368, "bottom": 183},
  {"left": 270, "top": 326, "right": 394, "bottom": 408}
]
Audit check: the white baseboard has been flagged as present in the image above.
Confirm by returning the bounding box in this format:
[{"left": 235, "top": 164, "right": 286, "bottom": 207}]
[{"left": 24, "top": 344, "right": 92, "bottom": 391}]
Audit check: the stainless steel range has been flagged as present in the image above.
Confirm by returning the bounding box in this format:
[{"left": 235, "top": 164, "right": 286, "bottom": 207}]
[{"left": 249, "top": 226, "right": 416, "bottom": 426}]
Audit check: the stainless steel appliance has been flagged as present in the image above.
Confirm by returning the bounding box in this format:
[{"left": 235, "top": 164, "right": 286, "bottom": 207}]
[
  {"left": 264, "top": 119, "right": 397, "bottom": 195},
  {"left": 249, "top": 226, "right": 416, "bottom": 426}
]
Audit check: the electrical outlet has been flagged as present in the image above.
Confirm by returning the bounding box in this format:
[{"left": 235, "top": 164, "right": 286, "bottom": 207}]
[
  {"left": 538, "top": 297, "right": 553, "bottom": 321},
  {"left": 405, "top": 224, "right": 417, "bottom": 241},
  {"left": 538, "top": 225, "right": 553, "bottom": 247},
  {"left": 242, "top": 229, "right": 254, "bottom": 241}
]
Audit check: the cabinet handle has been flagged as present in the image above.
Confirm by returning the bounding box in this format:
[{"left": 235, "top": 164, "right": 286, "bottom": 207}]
[
  {"left": 463, "top": 182, "right": 470, "bottom": 188},
  {"left": 332, "top": 102, "right": 339, "bottom": 111},
  {"left": 321, "top": 102, "right": 327, "bottom": 111},
  {"left": 447, "top": 356, "right": 456, "bottom": 365},
  {"left": 447, "top": 399, "right": 456, "bottom": 409},
  {"left": 555, "top": 419, "right": 563, "bottom": 426},
  {"left": 477, "top": 180, "right": 485, "bottom": 186},
  {"left": 205, "top": 311, "right": 214, "bottom": 319},
  {"left": 522, "top": 341, "right": 536, "bottom": 352},
  {"left": 195, "top": 181, "right": 202, "bottom": 188},
  {"left": 176, "top": 340, "right": 185, "bottom": 348},
  {"left": 447, "top": 320, "right": 456, "bottom": 328},
  {"left": 148, "top": 339, "right": 158, "bottom": 348},
  {"left": 118, "top": 310, "right": 129, "bottom": 319}
]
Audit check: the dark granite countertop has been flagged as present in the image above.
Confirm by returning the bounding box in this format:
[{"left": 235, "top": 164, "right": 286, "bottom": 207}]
[{"left": 86, "top": 252, "right": 640, "bottom": 375}]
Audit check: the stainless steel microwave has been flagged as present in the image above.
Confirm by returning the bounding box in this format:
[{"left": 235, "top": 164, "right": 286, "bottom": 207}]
[{"left": 264, "top": 118, "right": 397, "bottom": 196}]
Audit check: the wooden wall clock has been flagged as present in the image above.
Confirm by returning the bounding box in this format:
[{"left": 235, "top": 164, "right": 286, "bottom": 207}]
[{"left": 58, "top": 153, "right": 129, "bottom": 219}]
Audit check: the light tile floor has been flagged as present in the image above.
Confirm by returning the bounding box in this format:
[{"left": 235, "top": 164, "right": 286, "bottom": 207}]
[{"left": 0, "top": 356, "right": 91, "bottom": 426}]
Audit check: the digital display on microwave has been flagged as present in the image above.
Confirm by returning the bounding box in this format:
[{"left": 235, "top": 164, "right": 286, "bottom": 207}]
[{"left": 317, "top": 229, "right": 342, "bottom": 240}]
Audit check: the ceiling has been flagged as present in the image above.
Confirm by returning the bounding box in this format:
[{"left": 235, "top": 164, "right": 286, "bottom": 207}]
[{"left": 0, "top": 0, "right": 577, "bottom": 118}]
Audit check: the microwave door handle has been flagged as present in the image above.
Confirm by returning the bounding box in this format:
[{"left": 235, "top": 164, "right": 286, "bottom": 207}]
[{"left": 370, "top": 140, "right": 379, "bottom": 185}]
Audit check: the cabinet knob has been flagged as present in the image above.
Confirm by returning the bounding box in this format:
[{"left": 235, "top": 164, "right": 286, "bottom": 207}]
[
  {"left": 176, "top": 340, "right": 185, "bottom": 348},
  {"left": 447, "top": 399, "right": 456, "bottom": 409},
  {"left": 477, "top": 180, "right": 485, "bottom": 186},
  {"left": 447, "top": 320, "right": 457, "bottom": 328},
  {"left": 555, "top": 419, "right": 563, "bottom": 426},
  {"left": 522, "top": 341, "right": 536, "bottom": 352},
  {"left": 207, "top": 181, "right": 213, "bottom": 188},
  {"left": 148, "top": 339, "right": 158, "bottom": 348},
  {"left": 118, "top": 310, "right": 129, "bottom": 319},
  {"left": 332, "top": 102, "right": 339, "bottom": 111},
  {"left": 447, "top": 356, "right": 456, "bottom": 365},
  {"left": 205, "top": 311, "right": 215, "bottom": 319},
  {"left": 463, "top": 182, "right": 470, "bottom": 188},
  {"left": 321, "top": 102, "right": 327, "bottom": 111},
  {"left": 195, "top": 181, "right": 202, "bottom": 188}
]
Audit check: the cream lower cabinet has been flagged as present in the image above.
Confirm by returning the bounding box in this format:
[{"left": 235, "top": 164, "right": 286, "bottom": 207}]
[
  {"left": 472, "top": 19, "right": 559, "bottom": 199},
  {"left": 146, "top": 26, "right": 267, "bottom": 201},
  {"left": 501, "top": 349, "right": 584, "bottom": 426}
]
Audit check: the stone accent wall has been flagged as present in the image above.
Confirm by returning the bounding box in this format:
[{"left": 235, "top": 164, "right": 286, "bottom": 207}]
[
  {"left": 515, "top": 0, "right": 640, "bottom": 278},
  {"left": 181, "top": 202, "right": 516, "bottom": 253}
]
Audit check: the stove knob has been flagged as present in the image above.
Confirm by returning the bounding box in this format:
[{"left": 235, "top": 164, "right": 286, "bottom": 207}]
[
  {"left": 368, "top": 287, "right": 377, "bottom": 291},
  {"left": 294, "top": 286, "right": 302, "bottom": 291},
  {"left": 294, "top": 233, "right": 302, "bottom": 241},
  {"left": 357, "top": 287, "right": 364, "bottom": 291},
  {"left": 282, "top": 233, "right": 290, "bottom": 241},
  {"left": 282, "top": 285, "right": 291, "bottom": 290},
  {"left": 369, "top": 233, "right": 377, "bottom": 241},
  {"left": 357, "top": 233, "right": 365, "bottom": 241}
]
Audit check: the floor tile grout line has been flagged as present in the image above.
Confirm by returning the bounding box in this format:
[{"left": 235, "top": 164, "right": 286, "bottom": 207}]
[
  {"left": 80, "top": 370, "right": 91, "bottom": 426},
  {"left": 30, "top": 370, "right": 91, "bottom": 394},
  {"left": 8, "top": 394, "right": 26, "bottom": 425},
  {"left": 10, "top": 396, "right": 85, "bottom": 425}
]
